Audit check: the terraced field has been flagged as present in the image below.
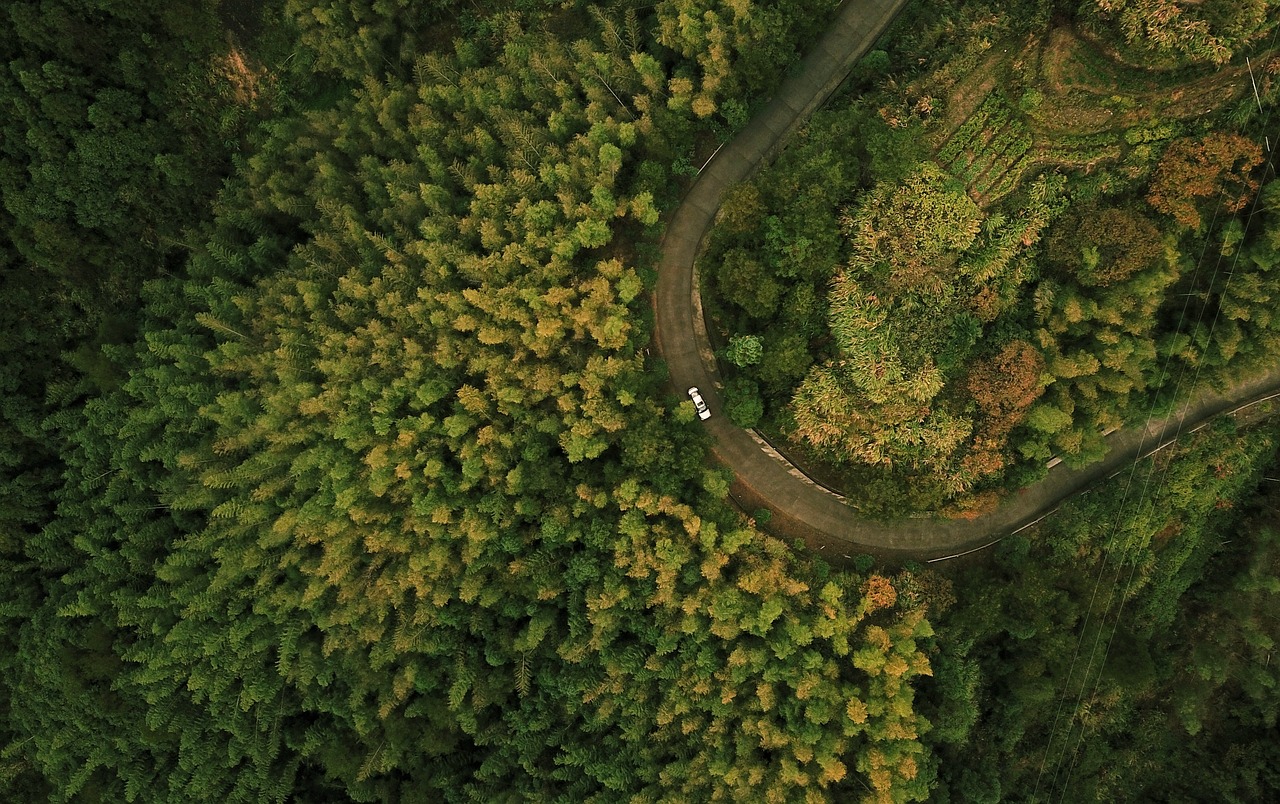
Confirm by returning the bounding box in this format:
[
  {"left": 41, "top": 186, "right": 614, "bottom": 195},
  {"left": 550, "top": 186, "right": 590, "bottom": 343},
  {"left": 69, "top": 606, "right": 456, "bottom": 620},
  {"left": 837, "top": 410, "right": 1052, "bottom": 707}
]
[
  {"left": 935, "top": 92, "right": 1033, "bottom": 206},
  {"left": 930, "top": 25, "right": 1272, "bottom": 207}
]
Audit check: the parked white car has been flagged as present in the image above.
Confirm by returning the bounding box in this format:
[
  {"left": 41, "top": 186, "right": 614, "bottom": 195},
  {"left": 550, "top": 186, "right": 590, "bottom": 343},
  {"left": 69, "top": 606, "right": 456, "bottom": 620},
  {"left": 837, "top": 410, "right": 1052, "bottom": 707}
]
[{"left": 687, "top": 387, "right": 711, "bottom": 420}]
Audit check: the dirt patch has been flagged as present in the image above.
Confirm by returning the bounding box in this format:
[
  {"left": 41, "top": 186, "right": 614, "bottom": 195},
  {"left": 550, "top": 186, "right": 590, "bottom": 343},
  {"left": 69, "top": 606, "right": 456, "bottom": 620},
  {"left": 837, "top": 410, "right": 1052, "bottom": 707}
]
[
  {"left": 1152, "top": 520, "right": 1182, "bottom": 546},
  {"left": 1159, "top": 72, "right": 1251, "bottom": 120},
  {"left": 1031, "top": 99, "right": 1115, "bottom": 135},
  {"left": 1024, "top": 143, "right": 1122, "bottom": 173},
  {"left": 1041, "top": 25, "right": 1113, "bottom": 98},
  {"left": 217, "top": 36, "right": 265, "bottom": 106},
  {"left": 937, "top": 52, "right": 1002, "bottom": 139}
]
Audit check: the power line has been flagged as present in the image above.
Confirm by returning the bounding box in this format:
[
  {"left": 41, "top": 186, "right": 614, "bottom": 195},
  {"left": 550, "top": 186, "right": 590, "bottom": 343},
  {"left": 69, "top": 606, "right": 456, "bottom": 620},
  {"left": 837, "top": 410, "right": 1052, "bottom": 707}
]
[
  {"left": 1033, "top": 114, "right": 1228, "bottom": 804},
  {"left": 1036, "top": 26, "right": 1280, "bottom": 800},
  {"left": 1058, "top": 128, "right": 1280, "bottom": 795}
]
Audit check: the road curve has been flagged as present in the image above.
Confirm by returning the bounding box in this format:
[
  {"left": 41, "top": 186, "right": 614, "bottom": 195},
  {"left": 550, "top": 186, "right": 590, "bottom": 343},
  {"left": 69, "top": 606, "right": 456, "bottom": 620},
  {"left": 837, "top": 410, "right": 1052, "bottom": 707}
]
[{"left": 652, "top": 0, "right": 1280, "bottom": 562}]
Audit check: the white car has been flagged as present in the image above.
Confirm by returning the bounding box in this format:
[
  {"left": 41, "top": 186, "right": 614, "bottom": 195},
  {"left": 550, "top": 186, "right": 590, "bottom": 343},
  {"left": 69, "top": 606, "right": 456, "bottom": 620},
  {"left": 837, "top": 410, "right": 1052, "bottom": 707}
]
[{"left": 687, "top": 386, "right": 711, "bottom": 420}]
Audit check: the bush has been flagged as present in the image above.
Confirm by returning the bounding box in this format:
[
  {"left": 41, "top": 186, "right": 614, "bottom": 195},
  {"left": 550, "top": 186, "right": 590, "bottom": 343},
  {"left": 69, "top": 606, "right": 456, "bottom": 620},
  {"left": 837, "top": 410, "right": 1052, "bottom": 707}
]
[
  {"left": 724, "top": 334, "right": 763, "bottom": 367},
  {"left": 723, "top": 376, "right": 765, "bottom": 428}
]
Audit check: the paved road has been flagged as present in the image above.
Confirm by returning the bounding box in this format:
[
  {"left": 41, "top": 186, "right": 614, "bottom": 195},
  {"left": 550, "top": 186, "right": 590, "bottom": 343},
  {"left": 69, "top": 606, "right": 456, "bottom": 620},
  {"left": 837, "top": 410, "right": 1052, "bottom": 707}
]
[{"left": 652, "top": 0, "right": 1280, "bottom": 562}]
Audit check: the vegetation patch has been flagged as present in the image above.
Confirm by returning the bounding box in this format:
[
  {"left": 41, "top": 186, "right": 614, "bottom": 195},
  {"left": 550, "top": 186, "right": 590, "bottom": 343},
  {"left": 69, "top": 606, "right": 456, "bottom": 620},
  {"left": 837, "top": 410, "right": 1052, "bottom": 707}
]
[
  {"left": 701, "top": 0, "right": 1280, "bottom": 517},
  {"left": 0, "top": 2, "right": 949, "bottom": 802},
  {"left": 935, "top": 90, "right": 1034, "bottom": 206}
]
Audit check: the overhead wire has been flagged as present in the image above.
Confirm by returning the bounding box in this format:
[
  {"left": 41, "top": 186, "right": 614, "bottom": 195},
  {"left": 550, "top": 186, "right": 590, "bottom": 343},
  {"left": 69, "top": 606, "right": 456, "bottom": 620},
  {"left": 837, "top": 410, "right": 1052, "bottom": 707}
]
[
  {"left": 1056, "top": 107, "right": 1280, "bottom": 797},
  {"left": 1033, "top": 22, "right": 1280, "bottom": 801},
  {"left": 1041, "top": 126, "right": 1236, "bottom": 802},
  {"left": 1032, "top": 98, "right": 1231, "bottom": 804}
]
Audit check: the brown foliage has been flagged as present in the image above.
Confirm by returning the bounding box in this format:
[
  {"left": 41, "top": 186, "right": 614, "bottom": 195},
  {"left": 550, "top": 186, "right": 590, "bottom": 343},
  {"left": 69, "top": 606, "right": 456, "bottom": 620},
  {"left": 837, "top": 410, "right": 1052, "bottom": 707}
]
[
  {"left": 862, "top": 575, "right": 898, "bottom": 612},
  {"left": 955, "top": 341, "right": 1047, "bottom": 484},
  {"left": 1147, "top": 133, "right": 1264, "bottom": 230},
  {"left": 971, "top": 286, "right": 1004, "bottom": 322},
  {"left": 958, "top": 441, "right": 1007, "bottom": 479},
  {"left": 967, "top": 340, "right": 1046, "bottom": 428},
  {"left": 942, "top": 489, "right": 1001, "bottom": 521}
]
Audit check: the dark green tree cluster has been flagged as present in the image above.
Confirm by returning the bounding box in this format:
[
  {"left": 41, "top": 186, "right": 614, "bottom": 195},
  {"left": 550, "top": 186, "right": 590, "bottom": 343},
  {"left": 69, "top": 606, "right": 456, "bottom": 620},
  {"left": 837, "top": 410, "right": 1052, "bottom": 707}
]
[
  {"left": 1163, "top": 178, "right": 1280, "bottom": 377},
  {"left": 924, "top": 418, "right": 1280, "bottom": 801},
  {"left": 654, "top": 0, "right": 842, "bottom": 126},
  {"left": 0, "top": 0, "right": 268, "bottom": 571},
  {"left": 283, "top": 0, "right": 458, "bottom": 80},
  {"left": 697, "top": 101, "right": 921, "bottom": 439},
  {"left": 1, "top": 3, "right": 262, "bottom": 796},
  {"left": 0, "top": 0, "right": 259, "bottom": 316},
  {"left": 1016, "top": 204, "right": 1178, "bottom": 466}
]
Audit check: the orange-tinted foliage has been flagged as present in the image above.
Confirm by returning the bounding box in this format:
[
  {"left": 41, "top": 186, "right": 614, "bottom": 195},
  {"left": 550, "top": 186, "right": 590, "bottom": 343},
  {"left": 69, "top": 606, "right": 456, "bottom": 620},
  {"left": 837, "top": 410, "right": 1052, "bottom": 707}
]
[
  {"left": 1147, "top": 133, "right": 1264, "bottom": 230},
  {"left": 863, "top": 575, "right": 899, "bottom": 612},
  {"left": 967, "top": 340, "right": 1046, "bottom": 429}
]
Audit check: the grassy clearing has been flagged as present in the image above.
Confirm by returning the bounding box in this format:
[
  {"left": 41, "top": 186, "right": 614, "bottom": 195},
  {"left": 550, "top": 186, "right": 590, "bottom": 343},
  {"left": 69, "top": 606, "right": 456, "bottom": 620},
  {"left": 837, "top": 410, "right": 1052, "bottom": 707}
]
[{"left": 1034, "top": 25, "right": 1258, "bottom": 133}]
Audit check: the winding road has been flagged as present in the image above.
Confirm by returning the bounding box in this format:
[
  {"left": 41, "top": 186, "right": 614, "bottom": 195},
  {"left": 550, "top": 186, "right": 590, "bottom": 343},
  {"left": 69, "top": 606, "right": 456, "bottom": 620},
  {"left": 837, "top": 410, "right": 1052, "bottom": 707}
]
[{"left": 652, "top": 0, "right": 1280, "bottom": 562}]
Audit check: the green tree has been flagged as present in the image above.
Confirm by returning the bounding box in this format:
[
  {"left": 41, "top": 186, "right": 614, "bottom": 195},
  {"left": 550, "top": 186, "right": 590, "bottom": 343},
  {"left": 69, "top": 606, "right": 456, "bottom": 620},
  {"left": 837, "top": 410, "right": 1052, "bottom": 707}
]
[
  {"left": 724, "top": 333, "right": 763, "bottom": 366},
  {"left": 842, "top": 162, "right": 983, "bottom": 295},
  {"left": 723, "top": 376, "right": 764, "bottom": 428},
  {"left": 1045, "top": 205, "right": 1166, "bottom": 287},
  {"left": 713, "top": 247, "right": 782, "bottom": 319},
  {"left": 1087, "top": 0, "right": 1280, "bottom": 66}
]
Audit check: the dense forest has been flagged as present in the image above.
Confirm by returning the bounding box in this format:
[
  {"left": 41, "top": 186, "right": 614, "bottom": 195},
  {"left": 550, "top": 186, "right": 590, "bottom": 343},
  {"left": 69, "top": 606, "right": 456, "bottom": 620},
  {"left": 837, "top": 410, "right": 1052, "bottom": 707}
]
[
  {"left": 928, "top": 417, "right": 1280, "bottom": 801},
  {"left": 2, "top": 0, "right": 1278, "bottom": 801}
]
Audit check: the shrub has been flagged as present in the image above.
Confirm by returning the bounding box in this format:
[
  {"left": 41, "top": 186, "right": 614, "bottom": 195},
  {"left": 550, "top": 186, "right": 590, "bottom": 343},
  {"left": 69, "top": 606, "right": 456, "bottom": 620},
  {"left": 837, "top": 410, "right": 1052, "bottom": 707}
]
[
  {"left": 724, "top": 334, "right": 763, "bottom": 367},
  {"left": 724, "top": 376, "right": 765, "bottom": 428}
]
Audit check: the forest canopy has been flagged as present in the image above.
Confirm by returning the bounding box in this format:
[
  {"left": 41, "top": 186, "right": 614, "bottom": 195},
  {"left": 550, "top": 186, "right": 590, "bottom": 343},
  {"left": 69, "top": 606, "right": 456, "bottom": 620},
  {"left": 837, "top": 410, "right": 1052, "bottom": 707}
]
[
  {"left": 2, "top": 0, "right": 1279, "bottom": 802},
  {"left": 1, "top": 1, "right": 936, "bottom": 801}
]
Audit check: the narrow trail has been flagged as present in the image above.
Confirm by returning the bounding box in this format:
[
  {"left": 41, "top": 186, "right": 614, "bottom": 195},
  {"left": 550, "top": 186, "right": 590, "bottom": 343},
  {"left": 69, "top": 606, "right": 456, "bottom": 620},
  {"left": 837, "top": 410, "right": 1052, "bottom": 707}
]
[{"left": 652, "top": 0, "right": 1280, "bottom": 562}]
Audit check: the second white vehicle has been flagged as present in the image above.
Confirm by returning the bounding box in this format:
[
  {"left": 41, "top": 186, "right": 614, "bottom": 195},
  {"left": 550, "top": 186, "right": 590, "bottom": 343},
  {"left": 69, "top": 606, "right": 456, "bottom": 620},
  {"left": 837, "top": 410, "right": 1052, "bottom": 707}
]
[{"left": 687, "top": 387, "right": 711, "bottom": 420}]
